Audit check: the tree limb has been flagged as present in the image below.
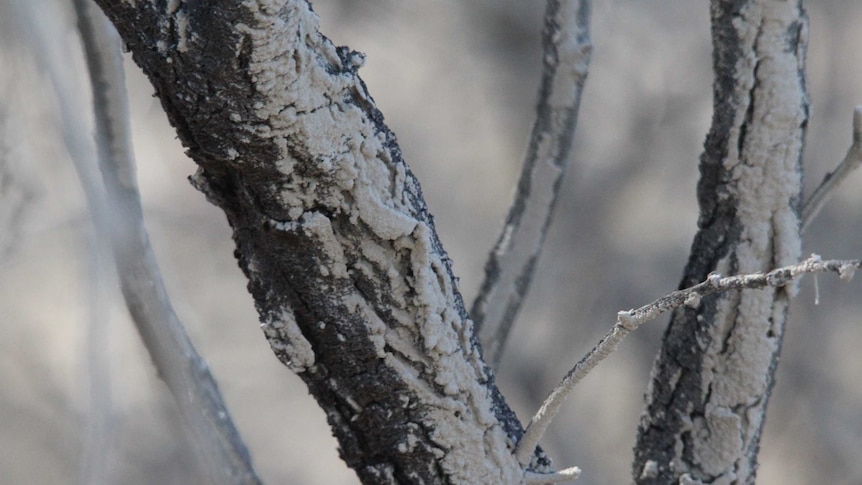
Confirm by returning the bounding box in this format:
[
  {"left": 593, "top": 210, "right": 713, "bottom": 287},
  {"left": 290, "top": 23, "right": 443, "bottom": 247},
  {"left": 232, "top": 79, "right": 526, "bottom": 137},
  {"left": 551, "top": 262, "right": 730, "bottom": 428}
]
[{"left": 471, "top": 0, "right": 592, "bottom": 370}]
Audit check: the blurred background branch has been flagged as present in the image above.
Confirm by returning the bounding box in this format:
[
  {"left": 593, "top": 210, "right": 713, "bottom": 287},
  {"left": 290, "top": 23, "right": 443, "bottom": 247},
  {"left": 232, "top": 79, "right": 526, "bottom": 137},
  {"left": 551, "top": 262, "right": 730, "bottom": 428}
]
[
  {"left": 72, "top": 1, "right": 261, "bottom": 483},
  {"left": 802, "top": 105, "right": 862, "bottom": 232},
  {"left": 471, "top": 0, "right": 591, "bottom": 371}
]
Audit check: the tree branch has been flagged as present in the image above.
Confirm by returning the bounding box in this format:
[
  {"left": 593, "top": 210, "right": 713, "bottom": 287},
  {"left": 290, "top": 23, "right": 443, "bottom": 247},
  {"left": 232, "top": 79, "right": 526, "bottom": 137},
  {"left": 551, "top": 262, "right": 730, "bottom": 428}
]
[
  {"left": 801, "top": 105, "right": 862, "bottom": 232},
  {"left": 74, "top": 2, "right": 261, "bottom": 483},
  {"left": 472, "top": 0, "right": 592, "bottom": 370},
  {"left": 516, "top": 254, "right": 859, "bottom": 466},
  {"left": 92, "top": 1, "right": 551, "bottom": 482},
  {"left": 633, "top": 2, "right": 809, "bottom": 482}
]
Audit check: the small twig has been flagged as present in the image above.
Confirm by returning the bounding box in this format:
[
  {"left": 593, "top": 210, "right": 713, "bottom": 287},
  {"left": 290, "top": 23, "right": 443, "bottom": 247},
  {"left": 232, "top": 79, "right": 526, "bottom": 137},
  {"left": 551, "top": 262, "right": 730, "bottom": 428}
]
[
  {"left": 801, "top": 105, "right": 862, "bottom": 232},
  {"left": 472, "top": 0, "right": 592, "bottom": 370},
  {"left": 74, "top": 1, "right": 261, "bottom": 483},
  {"left": 515, "top": 254, "right": 861, "bottom": 465},
  {"left": 524, "top": 466, "right": 582, "bottom": 484}
]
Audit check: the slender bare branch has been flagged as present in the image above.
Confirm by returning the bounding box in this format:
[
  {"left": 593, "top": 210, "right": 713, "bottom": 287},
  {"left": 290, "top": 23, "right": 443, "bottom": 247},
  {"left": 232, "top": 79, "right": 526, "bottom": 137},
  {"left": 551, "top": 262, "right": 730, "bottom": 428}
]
[
  {"left": 515, "top": 254, "right": 860, "bottom": 466},
  {"left": 73, "top": 1, "right": 261, "bottom": 483},
  {"left": 471, "top": 0, "right": 592, "bottom": 370},
  {"left": 634, "top": 4, "right": 808, "bottom": 481},
  {"left": 801, "top": 105, "right": 862, "bottom": 232}
]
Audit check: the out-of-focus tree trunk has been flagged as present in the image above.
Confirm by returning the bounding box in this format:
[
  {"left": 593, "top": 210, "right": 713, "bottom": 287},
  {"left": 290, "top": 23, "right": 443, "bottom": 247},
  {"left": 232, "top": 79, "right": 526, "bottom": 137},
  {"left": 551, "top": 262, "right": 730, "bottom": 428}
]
[{"left": 633, "top": 1, "right": 808, "bottom": 484}]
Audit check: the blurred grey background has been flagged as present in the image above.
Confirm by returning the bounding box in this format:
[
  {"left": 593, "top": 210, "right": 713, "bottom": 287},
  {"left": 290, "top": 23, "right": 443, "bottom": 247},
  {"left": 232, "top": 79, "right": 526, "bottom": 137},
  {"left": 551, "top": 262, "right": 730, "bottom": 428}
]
[{"left": 1, "top": 0, "right": 861, "bottom": 483}]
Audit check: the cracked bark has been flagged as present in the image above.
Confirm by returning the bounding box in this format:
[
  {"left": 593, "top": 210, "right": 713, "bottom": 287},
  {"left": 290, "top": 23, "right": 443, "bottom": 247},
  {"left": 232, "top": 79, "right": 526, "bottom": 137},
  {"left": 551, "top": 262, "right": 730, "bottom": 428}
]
[
  {"left": 93, "top": 1, "right": 549, "bottom": 483},
  {"left": 632, "top": 1, "right": 808, "bottom": 484}
]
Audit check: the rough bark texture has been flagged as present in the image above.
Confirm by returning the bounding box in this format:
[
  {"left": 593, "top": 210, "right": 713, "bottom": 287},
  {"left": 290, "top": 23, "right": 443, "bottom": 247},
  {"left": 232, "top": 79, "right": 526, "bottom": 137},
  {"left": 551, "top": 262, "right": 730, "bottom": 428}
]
[
  {"left": 633, "top": 1, "right": 808, "bottom": 484},
  {"left": 93, "top": 1, "right": 548, "bottom": 483}
]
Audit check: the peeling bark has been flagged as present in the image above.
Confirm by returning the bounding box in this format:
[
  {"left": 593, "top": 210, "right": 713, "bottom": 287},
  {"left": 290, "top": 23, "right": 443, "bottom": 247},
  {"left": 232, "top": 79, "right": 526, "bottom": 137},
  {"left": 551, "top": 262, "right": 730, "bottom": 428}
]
[
  {"left": 93, "top": 1, "right": 549, "bottom": 483},
  {"left": 633, "top": 1, "right": 808, "bottom": 484}
]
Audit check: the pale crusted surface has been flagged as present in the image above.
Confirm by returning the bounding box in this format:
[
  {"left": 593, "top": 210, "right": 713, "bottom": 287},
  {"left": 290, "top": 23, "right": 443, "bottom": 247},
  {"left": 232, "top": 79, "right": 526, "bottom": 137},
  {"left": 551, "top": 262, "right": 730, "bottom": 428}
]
[
  {"left": 6, "top": 1, "right": 862, "bottom": 484},
  {"left": 692, "top": 2, "right": 804, "bottom": 481},
  {"left": 230, "top": 1, "right": 524, "bottom": 482}
]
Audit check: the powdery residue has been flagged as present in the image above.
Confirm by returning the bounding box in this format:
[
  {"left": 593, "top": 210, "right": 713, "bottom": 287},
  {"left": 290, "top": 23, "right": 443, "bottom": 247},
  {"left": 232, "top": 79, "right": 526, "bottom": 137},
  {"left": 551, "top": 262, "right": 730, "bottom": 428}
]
[
  {"left": 237, "top": 5, "right": 418, "bottom": 241},
  {"left": 261, "top": 307, "right": 315, "bottom": 372},
  {"left": 691, "top": 0, "right": 806, "bottom": 481},
  {"left": 173, "top": 8, "right": 190, "bottom": 53},
  {"left": 690, "top": 405, "right": 742, "bottom": 480},
  {"left": 384, "top": 350, "right": 522, "bottom": 484},
  {"left": 296, "top": 212, "right": 349, "bottom": 279},
  {"left": 395, "top": 222, "right": 521, "bottom": 482},
  {"left": 727, "top": 1, "right": 804, "bottom": 275}
]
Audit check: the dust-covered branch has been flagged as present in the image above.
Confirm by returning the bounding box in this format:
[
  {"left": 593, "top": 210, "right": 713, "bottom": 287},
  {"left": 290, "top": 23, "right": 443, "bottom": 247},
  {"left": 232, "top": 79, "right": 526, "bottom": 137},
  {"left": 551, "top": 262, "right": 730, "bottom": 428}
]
[
  {"left": 801, "top": 105, "right": 862, "bottom": 232},
  {"left": 472, "top": 0, "right": 592, "bottom": 370},
  {"left": 516, "top": 254, "right": 859, "bottom": 466}
]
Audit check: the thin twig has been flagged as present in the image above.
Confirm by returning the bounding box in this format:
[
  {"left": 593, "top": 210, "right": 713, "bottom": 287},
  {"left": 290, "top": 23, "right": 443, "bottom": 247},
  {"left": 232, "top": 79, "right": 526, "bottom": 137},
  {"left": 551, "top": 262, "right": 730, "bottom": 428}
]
[
  {"left": 471, "top": 0, "right": 592, "bottom": 370},
  {"left": 801, "top": 105, "right": 862, "bottom": 232},
  {"left": 74, "top": 1, "right": 261, "bottom": 483},
  {"left": 515, "top": 254, "right": 860, "bottom": 465}
]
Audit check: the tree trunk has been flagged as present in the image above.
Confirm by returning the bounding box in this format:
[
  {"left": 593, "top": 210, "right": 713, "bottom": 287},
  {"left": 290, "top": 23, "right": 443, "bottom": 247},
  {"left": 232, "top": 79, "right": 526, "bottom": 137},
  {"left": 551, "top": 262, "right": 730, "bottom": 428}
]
[
  {"left": 93, "top": 1, "right": 549, "bottom": 483},
  {"left": 633, "top": 1, "right": 808, "bottom": 484}
]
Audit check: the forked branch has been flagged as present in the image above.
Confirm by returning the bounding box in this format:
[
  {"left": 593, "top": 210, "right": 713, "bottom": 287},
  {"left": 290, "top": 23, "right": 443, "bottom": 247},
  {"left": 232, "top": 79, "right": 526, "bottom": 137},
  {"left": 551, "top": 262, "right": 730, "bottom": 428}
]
[{"left": 515, "top": 254, "right": 860, "bottom": 466}]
